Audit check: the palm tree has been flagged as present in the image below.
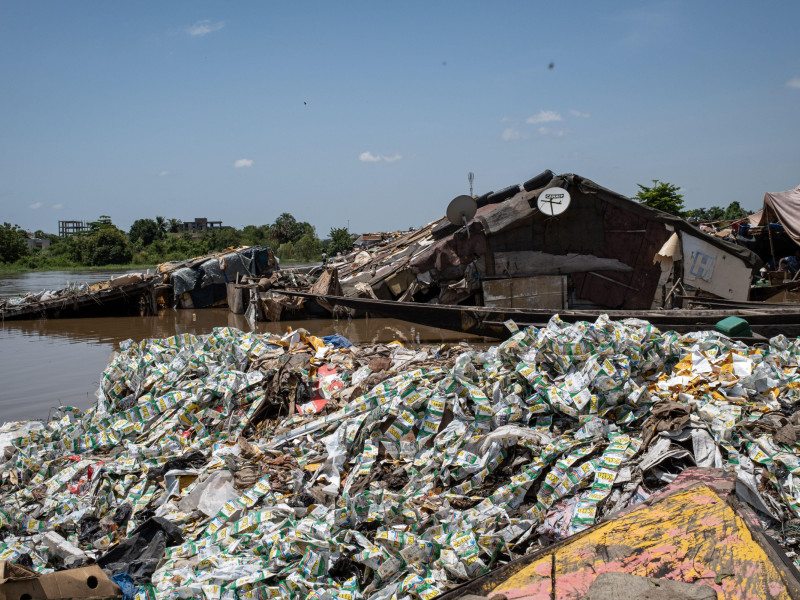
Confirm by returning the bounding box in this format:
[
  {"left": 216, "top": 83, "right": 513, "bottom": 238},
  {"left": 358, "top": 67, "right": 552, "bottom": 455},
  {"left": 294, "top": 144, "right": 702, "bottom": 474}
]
[
  {"left": 155, "top": 216, "right": 167, "bottom": 239},
  {"left": 270, "top": 213, "right": 297, "bottom": 244},
  {"left": 167, "top": 218, "right": 183, "bottom": 234}
]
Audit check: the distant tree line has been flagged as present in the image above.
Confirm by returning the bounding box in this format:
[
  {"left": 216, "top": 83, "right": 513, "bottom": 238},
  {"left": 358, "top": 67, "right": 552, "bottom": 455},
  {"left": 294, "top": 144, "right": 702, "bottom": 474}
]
[
  {"left": 634, "top": 179, "right": 752, "bottom": 222},
  {"left": 0, "top": 212, "right": 354, "bottom": 269},
  {"left": 0, "top": 182, "right": 764, "bottom": 270}
]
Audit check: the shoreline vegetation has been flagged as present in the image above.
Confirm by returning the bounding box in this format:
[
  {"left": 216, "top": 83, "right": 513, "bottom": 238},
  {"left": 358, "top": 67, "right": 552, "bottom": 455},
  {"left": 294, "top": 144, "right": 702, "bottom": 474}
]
[
  {"left": 0, "top": 259, "right": 311, "bottom": 276},
  {"left": 1, "top": 213, "right": 353, "bottom": 276}
]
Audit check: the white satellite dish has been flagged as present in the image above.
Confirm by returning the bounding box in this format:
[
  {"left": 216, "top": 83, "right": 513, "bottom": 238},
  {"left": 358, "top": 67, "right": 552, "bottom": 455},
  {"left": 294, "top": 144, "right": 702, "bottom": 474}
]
[
  {"left": 446, "top": 194, "right": 478, "bottom": 227},
  {"left": 537, "top": 187, "right": 571, "bottom": 216}
]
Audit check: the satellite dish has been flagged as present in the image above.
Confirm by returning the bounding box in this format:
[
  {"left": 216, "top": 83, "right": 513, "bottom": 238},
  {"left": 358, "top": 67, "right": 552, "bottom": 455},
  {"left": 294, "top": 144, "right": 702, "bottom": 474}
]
[
  {"left": 537, "top": 187, "right": 571, "bottom": 216},
  {"left": 446, "top": 195, "right": 478, "bottom": 226}
]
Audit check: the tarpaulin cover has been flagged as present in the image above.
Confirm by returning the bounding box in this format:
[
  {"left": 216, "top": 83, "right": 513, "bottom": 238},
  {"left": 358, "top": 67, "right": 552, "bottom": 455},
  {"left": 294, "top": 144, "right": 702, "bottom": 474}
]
[
  {"left": 198, "top": 248, "right": 267, "bottom": 288},
  {"left": 169, "top": 268, "right": 199, "bottom": 299},
  {"left": 169, "top": 248, "right": 272, "bottom": 307},
  {"left": 748, "top": 209, "right": 763, "bottom": 227},
  {"left": 220, "top": 252, "right": 251, "bottom": 283},
  {"left": 200, "top": 258, "right": 226, "bottom": 287},
  {"left": 758, "top": 185, "right": 800, "bottom": 244}
]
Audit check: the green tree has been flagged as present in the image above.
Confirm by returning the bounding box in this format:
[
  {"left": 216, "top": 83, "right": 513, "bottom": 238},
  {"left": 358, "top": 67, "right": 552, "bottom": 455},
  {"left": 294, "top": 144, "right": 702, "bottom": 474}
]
[
  {"left": 269, "top": 213, "right": 297, "bottom": 244},
  {"left": 129, "top": 218, "right": 160, "bottom": 246},
  {"left": 634, "top": 180, "right": 685, "bottom": 216},
  {"left": 88, "top": 227, "right": 132, "bottom": 265},
  {"left": 685, "top": 202, "right": 750, "bottom": 223},
  {"left": 167, "top": 218, "right": 183, "bottom": 234},
  {"left": 155, "top": 216, "right": 168, "bottom": 239},
  {"left": 276, "top": 241, "right": 294, "bottom": 260},
  {"left": 328, "top": 227, "right": 352, "bottom": 256},
  {"left": 204, "top": 227, "right": 243, "bottom": 252},
  {"left": 685, "top": 206, "right": 724, "bottom": 221},
  {"left": 241, "top": 224, "right": 271, "bottom": 246},
  {"left": 723, "top": 201, "right": 749, "bottom": 221},
  {"left": 0, "top": 222, "right": 29, "bottom": 263},
  {"left": 33, "top": 229, "right": 58, "bottom": 242},
  {"left": 294, "top": 232, "right": 322, "bottom": 260},
  {"left": 295, "top": 221, "right": 315, "bottom": 241},
  {"left": 88, "top": 215, "right": 114, "bottom": 231},
  {"left": 269, "top": 213, "right": 309, "bottom": 245}
]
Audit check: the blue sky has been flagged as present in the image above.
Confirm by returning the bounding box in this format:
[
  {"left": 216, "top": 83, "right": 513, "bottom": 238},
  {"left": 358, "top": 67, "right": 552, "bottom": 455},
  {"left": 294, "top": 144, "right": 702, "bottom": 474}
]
[{"left": 2, "top": 1, "right": 799, "bottom": 237}]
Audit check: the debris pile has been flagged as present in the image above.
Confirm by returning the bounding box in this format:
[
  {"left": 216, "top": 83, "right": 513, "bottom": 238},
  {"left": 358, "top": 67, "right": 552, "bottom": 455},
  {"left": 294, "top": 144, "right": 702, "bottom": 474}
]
[
  {"left": 0, "top": 273, "right": 149, "bottom": 310},
  {"left": 3, "top": 315, "right": 800, "bottom": 599}
]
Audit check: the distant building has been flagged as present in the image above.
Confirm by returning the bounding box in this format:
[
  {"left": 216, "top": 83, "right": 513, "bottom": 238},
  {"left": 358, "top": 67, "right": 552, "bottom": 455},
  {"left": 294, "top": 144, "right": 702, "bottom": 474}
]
[
  {"left": 354, "top": 233, "right": 383, "bottom": 249},
  {"left": 58, "top": 220, "right": 90, "bottom": 237},
  {"left": 182, "top": 218, "right": 223, "bottom": 233},
  {"left": 26, "top": 235, "right": 50, "bottom": 250}
]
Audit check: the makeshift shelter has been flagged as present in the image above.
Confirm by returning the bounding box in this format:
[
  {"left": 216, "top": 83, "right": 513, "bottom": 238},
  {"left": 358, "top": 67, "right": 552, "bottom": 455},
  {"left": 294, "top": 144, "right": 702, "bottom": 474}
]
[
  {"left": 335, "top": 172, "right": 761, "bottom": 308},
  {"left": 160, "top": 246, "right": 277, "bottom": 309},
  {"left": 758, "top": 184, "right": 800, "bottom": 244}
]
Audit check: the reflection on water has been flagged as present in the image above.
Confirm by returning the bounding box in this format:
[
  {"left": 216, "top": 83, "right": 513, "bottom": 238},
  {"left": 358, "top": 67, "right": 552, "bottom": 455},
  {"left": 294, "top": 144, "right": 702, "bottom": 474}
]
[{"left": 1, "top": 308, "right": 484, "bottom": 423}]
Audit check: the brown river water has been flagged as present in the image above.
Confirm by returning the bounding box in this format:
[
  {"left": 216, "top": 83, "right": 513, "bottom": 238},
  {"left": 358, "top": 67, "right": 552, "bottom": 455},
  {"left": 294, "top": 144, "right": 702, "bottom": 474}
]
[{"left": 1, "top": 270, "right": 483, "bottom": 423}]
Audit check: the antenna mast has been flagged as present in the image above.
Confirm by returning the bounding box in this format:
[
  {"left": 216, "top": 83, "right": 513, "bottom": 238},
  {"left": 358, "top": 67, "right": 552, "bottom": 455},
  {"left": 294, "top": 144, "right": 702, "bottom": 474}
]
[{"left": 468, "top": 172, "right": 474, "bottom": 196}]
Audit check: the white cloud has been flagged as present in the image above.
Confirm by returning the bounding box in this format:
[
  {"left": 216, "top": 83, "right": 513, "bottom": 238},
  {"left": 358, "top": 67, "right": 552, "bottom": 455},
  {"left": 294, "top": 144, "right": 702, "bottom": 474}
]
[
  {"left": 502, "top": 127, "right": 522, "bottom": 141},
  {"left": 359, "top": 151, "right": 402, "bottom": 163},
  {"left": 569, "top": 109, "right": 591, "bottom": 118},
  {"left": 526, "top": 110, "right": 562, "bottom": 124},
  {"left": 52, "top": 203, "right": 63, "bottom": 209},
  {"left": 787, "top": 78, "right": 800, "bottom": 89},
  {"left": 29, "top": 202, "right": 42, "bottom": 209},
  {"left": 159, "top": 170, "right": 170, "bottom": 177},
  {"left": 233, "top": 158, "right": 253, "bottom": 168},
  {"left": 359, "top": 151, "right": 382, "bottom": 163},
  {"left": 186, "top": 20, "right": 225, "bottom": 36}
]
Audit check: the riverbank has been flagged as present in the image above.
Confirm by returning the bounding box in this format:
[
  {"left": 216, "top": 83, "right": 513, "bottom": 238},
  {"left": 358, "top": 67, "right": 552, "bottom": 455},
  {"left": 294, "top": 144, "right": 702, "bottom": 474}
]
[
  {"left": 0, "top": 262, "right": 157, "bottom": 275},
  {"left": 0, "top": 258, "right": 311, "bottom": 276}
]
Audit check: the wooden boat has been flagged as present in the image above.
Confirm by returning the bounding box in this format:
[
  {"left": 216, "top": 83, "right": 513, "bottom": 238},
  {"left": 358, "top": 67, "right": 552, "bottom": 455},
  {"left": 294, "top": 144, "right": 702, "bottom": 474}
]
[
  {"left": 0, "top": 275, "right": 159, "bottom": 321},
  {"left": 438, "top": 468, "right": 800, "bottom": 599},
  {"left": 276, "top": 290, "right": 800, "bottom": 339}
]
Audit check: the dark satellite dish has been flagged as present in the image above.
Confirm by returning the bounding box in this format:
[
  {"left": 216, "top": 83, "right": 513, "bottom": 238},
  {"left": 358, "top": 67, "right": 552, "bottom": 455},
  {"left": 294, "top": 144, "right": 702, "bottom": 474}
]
[{"left": 446, "top": 195, "right": 477, "bottom": 226}]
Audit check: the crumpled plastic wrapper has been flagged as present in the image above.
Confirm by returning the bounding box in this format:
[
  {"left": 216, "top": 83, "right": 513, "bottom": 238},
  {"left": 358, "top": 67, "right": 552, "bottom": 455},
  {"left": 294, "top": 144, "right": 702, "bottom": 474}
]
[{"left": 3, "top": 315, "right": 800, "bottom": 599}]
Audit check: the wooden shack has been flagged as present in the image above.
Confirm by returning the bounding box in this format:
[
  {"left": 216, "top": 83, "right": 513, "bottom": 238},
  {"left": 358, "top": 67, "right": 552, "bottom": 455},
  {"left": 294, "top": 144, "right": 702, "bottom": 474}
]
[{"left": 407, "top": 172, "right": 760, "bottom": 310}]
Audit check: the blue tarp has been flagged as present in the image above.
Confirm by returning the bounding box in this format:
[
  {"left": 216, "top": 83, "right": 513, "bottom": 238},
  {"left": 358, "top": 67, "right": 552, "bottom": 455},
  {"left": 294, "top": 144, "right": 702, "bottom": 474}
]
[{"left": 323, "top": 334, "right": 353, "bottom": 348}]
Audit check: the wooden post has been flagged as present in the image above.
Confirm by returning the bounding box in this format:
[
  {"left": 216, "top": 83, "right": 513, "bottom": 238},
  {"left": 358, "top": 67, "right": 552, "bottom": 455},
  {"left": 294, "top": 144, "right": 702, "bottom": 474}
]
[{"left": 767, "top": 209, "right": 778, "bottom": 270}]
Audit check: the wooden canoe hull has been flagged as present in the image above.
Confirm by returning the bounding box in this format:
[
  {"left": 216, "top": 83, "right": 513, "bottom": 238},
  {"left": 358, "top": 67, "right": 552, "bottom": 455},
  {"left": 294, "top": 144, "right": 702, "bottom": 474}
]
[
  {"left": 0, "top": 278, "right": 158, "bottom": 321},
  {"left": 438, "top": 468, "right": 800, "bottom": 600},
  {"left": 276, "top": 291, "right": 800, "bottom": 339}
]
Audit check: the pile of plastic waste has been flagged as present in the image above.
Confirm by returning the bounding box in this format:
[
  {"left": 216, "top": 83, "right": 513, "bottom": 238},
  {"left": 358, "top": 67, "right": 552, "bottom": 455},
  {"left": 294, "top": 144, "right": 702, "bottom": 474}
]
[{"left": 2, "top": 315, "right": 800, "bottom": 600}]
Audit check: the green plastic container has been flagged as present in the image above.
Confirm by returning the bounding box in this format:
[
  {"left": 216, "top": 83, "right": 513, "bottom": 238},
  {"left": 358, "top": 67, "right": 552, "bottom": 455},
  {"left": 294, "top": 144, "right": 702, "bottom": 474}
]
[{"left": 715, "top": 316, "right": 752, "bottom": 338}]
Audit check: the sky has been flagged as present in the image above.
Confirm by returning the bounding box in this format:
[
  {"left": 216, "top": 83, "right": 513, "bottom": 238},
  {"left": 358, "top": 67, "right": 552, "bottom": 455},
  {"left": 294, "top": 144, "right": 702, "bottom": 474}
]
[{"left": 1, "top": 1, "right": 799, "bottom": 237}]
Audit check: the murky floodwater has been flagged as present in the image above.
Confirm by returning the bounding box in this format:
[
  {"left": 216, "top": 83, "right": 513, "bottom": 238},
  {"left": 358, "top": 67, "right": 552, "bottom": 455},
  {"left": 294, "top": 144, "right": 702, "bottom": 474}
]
[{"left": 1, "top": 270, "right": 482, "bottom": 423}]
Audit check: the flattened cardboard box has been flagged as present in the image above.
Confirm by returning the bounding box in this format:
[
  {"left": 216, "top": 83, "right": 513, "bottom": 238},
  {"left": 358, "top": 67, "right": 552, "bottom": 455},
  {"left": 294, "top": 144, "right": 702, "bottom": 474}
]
[{"left": 0, "top": 562, "right": 121, "bottom": 600}]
